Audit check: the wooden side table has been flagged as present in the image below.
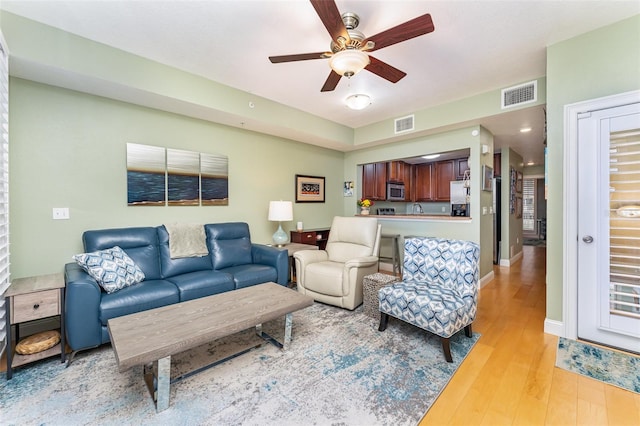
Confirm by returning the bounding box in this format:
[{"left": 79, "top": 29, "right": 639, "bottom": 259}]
[
  {"left": 290, "top": 228, "right": 330, "bottom": 250},
  {"left": 4, "top": 272, "right": 65, "bottom": 379}
]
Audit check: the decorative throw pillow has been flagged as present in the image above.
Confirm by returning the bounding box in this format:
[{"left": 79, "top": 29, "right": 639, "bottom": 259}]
[{"left": 73, "top": 246, "right": 145, "bottom": 294}]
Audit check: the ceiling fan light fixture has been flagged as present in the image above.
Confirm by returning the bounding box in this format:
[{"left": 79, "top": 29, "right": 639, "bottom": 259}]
[
  {"left": 329, "top": 49, "right": 369, "bottom": 77},
  {"left": 345, "top": 94, "right": 371, "bottom": 110}
]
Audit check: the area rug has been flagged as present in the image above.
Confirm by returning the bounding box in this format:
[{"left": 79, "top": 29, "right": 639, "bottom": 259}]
[
  {"left": 556, "top": 337, "right": 640, "bottom": 394},
  {"left": 1, "top": 303, "right": 479, "bottom": 426},
  {"left": 523, "top": 238, "right": 546, "bottom": 247}
]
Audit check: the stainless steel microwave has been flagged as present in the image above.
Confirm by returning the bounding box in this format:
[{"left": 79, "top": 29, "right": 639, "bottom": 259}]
[{"left": 386, "top": 182, "right": 405, "bottom": 201}]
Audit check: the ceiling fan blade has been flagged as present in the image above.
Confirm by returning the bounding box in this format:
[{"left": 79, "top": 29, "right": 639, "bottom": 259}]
[
  {"left": 365, "top": 56, "right": 406, "bottom": 83},
  {"left": 321, "top": 71, "right": 342, "bottom": 92},
  {"left": 310, "top": 0, "right": 350, "bottom": 45},
  {"left": 269, "top": 52, "right": 329, "bottom": 63},
  {"left": 365, "top": 13, "right": 434, "bottom": 52}
]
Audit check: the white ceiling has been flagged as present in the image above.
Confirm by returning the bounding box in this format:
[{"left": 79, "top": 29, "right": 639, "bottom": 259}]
[{"left": 2, "top": 0, "right": 639, "bottom": 166}]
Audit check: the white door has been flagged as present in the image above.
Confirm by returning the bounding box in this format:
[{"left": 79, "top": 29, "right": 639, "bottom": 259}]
[{"left": 577, "top": 102, "right": 640, "bottom": 353}]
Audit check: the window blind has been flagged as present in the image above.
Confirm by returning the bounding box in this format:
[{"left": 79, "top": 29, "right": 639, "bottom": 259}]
[
  {"left": 522, "top": 178, "right": 536, "bottom": 231},
  {"left": 609, "top": 128, "right": 640, "bottom": 319},
  {"left": 0, "top": 36, "right": 9, "bottom": 356}
]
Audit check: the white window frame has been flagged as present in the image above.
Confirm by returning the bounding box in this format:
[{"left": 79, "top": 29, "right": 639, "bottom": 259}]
[{"left": 0, "top": 33, "right": 9, "bottom": 357}]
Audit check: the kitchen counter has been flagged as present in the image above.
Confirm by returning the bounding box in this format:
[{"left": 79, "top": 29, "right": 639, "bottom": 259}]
[{"left": 357, "top": 214, "right": 472, "bottom": 221}]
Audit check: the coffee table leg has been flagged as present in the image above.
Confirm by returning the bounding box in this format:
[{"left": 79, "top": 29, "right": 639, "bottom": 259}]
[
  {"left": 255, "top": 323, "right": 262, "bottom": 337},
  {"left": 156, "top": 356, "right": 171, "bottom": 412},
  {"left": 283, "top": 313, "right": 292, "bottom": 350},
  {"left": 144, "top": 356, "right": 171, "bottom": 412}
]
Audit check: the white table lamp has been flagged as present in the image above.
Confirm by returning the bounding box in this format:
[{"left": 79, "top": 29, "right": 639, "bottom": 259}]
[{"left": 268, "top": 201, "right": 293, "bottom": 247}]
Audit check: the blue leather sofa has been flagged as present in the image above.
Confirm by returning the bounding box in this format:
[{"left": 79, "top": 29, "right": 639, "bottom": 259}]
[{"left": 64, "top": 222, "right": 288, "bottom": 356}]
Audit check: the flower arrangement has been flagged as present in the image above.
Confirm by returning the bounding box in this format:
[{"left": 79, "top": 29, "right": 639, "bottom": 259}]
[{"left": 357, "top": 198, "right": 374, "bottom": 208}]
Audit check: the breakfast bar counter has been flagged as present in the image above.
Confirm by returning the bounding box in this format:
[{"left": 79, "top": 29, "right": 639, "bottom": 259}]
[{"left": 357, "top": 214, "right": 472, "bottom": 222}]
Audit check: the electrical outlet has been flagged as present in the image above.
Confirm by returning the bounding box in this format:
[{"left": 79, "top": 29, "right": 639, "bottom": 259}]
[
  {"left": 482, "top": 206, "right": 488, "bottom": 215},
  {"left": 441, "top": 206, "right": 446, "bottom": 212},
  {"left": 52, "top": 207, "right": 70, "bottom": 220}
]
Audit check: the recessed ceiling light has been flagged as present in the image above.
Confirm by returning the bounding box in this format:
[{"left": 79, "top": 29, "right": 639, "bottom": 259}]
[
  {"left": 345, "top": 94, "right": 371, "bottom": 110},
  {"left": 422, "top": 154, "right": 441, "bottom": 160},
  {"left": 520, "top": 127, "right": 532, "bottom": 133}
]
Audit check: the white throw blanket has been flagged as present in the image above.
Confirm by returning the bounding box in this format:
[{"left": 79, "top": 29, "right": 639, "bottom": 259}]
[{"left": 164, "top": 223, "right": 208, "bottom": 259}]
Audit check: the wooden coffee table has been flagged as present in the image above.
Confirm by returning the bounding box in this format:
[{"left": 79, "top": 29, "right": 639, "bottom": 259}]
[{"left": 107, "top": 282, "right": 313, "bottom": 412}]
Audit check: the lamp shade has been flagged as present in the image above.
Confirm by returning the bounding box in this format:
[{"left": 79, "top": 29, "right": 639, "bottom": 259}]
[
  {"left": 268, "top": 201, "right": 293, "bottom": 222},
  {"left": 329, "top": 49, "right": 370, "bottom": 78}
]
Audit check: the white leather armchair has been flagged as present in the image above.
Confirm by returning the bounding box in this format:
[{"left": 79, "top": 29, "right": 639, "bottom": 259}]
[{"left": 293, "top": 216, "right": 382, "bottom": 310}]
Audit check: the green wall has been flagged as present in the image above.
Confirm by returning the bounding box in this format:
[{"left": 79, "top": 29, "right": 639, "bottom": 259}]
[
  {"left": 545, "top": 14, "right": 640, "bottom": 322},
  {"left": 500, "top": 148, "right": 524, "bottom": 262},
  {"left": 9, "top": 78, "right": 345, "bottom": 277}
]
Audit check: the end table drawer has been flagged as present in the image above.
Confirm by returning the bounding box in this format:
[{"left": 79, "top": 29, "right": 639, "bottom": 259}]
[
  {"left": 11, "top": 289, "right": 60, "bottom": 323},
  {"left": 292, "top": 231, "right": 316, "bottom": 244}
]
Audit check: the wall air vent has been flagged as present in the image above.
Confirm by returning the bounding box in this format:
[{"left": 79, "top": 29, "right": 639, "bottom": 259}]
[
  {"left": 501, "top": 80, "right": 537, "bottom": 109},
  {"left": 394, "top": 114, "right": 415, "bottom": 134}
]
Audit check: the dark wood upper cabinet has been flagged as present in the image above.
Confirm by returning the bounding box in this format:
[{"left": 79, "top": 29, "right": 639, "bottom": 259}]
[
  {"left": 387, "top": 161, "right": 407, "bottom": 183},
  {"left": 434, "top": 160, "right": 455, "bottom": 200},
  {"left": 414, "top": 163, "right": 434, "bottom": 201},
  {"left": 362, "top": 162, "right": 387, "bottom": 200},
  {"left": 455, "top": 158, "right": 469, "bottom": 180}
]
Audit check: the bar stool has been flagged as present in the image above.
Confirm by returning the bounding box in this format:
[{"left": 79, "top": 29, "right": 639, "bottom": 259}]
[{"left": 379, "top": 234, "right": 402, "bottom": 276}]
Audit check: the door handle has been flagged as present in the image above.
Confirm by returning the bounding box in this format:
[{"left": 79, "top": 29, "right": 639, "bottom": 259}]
[{"left": 582, "top": 235, "right": 594, "bottom": 243}]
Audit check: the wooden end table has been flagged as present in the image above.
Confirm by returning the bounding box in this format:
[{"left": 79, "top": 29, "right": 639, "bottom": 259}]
[{"left": 4, "top": 272, "right": 65, "bottom": 379}]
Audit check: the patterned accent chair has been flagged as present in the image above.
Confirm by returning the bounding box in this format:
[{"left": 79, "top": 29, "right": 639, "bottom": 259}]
[{"left": 378, "top": 237, "right": 480, "bottom": 362}]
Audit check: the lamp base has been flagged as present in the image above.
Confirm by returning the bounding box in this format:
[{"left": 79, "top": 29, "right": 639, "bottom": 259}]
[{"left": 272, "top": 223, "right": 288, "bottom": 247}]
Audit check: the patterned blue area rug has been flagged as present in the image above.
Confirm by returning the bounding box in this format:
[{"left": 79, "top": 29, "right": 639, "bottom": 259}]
[
  {"left": 556, "top": 337, "right": 640, "bottom": 394},
  {"left": 1, "top": 303, "right": 479, "bottom": 426}
]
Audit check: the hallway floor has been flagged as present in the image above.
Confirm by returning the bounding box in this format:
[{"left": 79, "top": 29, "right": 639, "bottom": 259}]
[{"left": 420, "top": 245, "right": 640, "bottom": 425}]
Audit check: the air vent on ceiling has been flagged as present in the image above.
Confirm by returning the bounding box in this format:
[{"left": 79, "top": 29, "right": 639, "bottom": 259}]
[
  {"left": 501, "top": 80, "right": 537, "bottom": 109},
  {"left": 395, "top": 114, "right": 415, "bottom": 134}
]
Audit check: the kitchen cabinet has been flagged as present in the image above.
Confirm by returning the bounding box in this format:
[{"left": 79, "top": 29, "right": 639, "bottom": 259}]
[
  {"left": 414, "top": 163, "right": 434, "bottom": 201},
  {"left": 434, "top": 160, "right": 455, "bottom": 200},
  {"left": 387, "top": 161, "right": 407, "bottom": 183},
  {"left": 362, "top": 162, "right": 387, "bottom": 200},
  {"left": 403, "top": 163, "right": 413, "bottom": 201},
  {"left": 455, "top": 158, "right": 469, "bottom": 180}
]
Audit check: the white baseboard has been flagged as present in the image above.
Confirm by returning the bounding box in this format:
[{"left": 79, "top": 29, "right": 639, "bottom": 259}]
[
  {"left": 544, "top": 318, "right": 564, "bottom": 337},
  {"left": 378, "top": 262, "right": 394, "bottom": 273},
  {"left": 479, "top": 270, "right": 494, "bottom": 289},
  {"left": 499, "top": 250, "right": 523, "bottom": 267}
]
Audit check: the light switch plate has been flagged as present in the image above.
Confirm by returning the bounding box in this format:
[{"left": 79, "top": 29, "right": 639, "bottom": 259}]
[{"left": 52, "top": 207, "right": 70, "bottom": 220}]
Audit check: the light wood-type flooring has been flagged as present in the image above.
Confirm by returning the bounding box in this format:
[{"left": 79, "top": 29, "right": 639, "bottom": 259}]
[{"left": 420, "top": 245, "right": 640, "bottom": 426}]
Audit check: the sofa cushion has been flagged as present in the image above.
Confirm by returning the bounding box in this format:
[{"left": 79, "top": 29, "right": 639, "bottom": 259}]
[
  {"left": 157, "top": 225, "right": 213, "bottom": 278},
  {"left": 167, "top": 270, "right": 235, "bottom": 301},
  {"left": 205, "top": 223, "right": 253, "bottom": 269},
  {"left": 219, "top": 264, "right": 278, "bottom": 289},
  {"left": 98, "top": 279, "right": 179, "bottom": 325},
  {"left": 83, "top": 227, "right": 162, "bottom": 280},
  {"left": 73, "top": 246, "right": 145, "bottom": 294}
]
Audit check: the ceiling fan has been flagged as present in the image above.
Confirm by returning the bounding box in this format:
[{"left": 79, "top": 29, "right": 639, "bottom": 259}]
[{"left": 268, "top": 0, "right": 435, "bottom": 92}]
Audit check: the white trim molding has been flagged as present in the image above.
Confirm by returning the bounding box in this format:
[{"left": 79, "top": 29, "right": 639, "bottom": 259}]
[
  {"left": 480, "top": 270, "right": 495, "bottom": 289},
  {"left": 563, "top": 89, "right": 640, "bottom": 341}
]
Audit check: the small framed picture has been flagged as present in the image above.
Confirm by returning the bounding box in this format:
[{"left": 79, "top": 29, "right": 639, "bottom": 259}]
[
  {"left": 516, "top": 171, "right": 523, "bottom": 193},
  {"left": 295, "top": 174, "right": 325, "bottom": 203},
  {"left": 343, "top": 181, "right": 354, "bottom": 197},
  {"left": 482, "top": 165, "right": 493, "bottom": 191}
]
